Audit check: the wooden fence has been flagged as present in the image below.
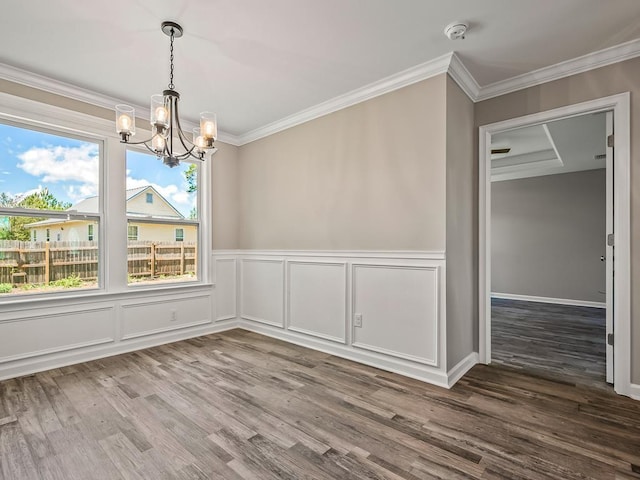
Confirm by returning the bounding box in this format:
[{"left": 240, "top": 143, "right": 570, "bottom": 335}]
[{"left": 0, "top": 240, "right": 197, "bottom": 285}]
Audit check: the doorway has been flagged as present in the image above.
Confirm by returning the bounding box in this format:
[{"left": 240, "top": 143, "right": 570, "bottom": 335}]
[{"left": 478, "top": 93, "right": 631, "bottom": 397}]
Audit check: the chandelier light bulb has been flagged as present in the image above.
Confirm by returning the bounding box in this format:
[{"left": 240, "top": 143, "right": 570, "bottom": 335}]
[
  {"left": 200, "top": 112, "right": 217, "bottom": 140},
  {"left": 115, "top": 104, "right": 136, "bottom": 138},
  {"left": 152, "top": 134, "right": 165, "bottom": 152},
  {"left": 155, "top": 106, "right": 168, "bottom": 123},
  {"left": 118, "top": 115, "right": 132, "bottom": 132}
]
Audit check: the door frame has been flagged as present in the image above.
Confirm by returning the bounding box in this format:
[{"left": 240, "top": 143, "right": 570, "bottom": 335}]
[{"left": 478, "top": 92, "right": 631, "bottom": 397}]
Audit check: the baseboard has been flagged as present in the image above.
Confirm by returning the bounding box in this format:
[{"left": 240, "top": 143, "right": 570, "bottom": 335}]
[
  {"left": 447, "top": 352, "right": 479, "bottom": 388},
  {"left": 629, "top": 383, "right": 640, "bottom": 401},
  {"left": 237, "top": 320, "right": 450, "bottom": 389},
  {"left": 0, "top": 319, "right": 239, "bottom": 382},
  {"left": 491, "top": 292, "right": 606, "bottom": 309}
]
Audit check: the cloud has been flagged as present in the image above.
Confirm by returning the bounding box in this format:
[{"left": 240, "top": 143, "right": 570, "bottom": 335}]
[
  {"left": 1, "top": 171, "right": 9, "bottom": 175},
  {"left": 17, "top": 144, "right": 99, "bottom": 186}
]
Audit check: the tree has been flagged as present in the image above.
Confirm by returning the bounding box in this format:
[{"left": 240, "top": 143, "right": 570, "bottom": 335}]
[
  {"left": 185, "top": 163, "right": 197, "bottom": 193},
  {"left": 19, "top": 188, "right": 71, "bottom": 211},
  {"left": 184, "top": 164, "right": 198, "bottom": 220},
  {"left": 0, "top": 188, "right": 71, "bottom": 240}
]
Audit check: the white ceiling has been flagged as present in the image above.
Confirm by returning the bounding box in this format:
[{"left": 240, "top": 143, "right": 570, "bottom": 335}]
[
  {"left": 1, "top": 1, "right": 639, "bottom": 138},
  {"left": 491, "top": 112, "right": 607, "bottom": 182}
]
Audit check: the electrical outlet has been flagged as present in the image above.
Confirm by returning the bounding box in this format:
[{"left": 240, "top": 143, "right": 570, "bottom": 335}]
[
  {"left": 354, "top": 313, "right": 363, "bottom": 328},
  {"left": 170, "top": 309, "right": 177, "bottom": 322}
]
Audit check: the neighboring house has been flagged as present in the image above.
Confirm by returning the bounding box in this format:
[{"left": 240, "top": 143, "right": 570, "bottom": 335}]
[{"left": 27, "top": 186, "right": 196, "bottom": 243}]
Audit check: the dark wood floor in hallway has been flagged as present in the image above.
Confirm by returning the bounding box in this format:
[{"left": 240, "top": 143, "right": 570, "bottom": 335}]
[
  {"left": 1, "top": 329, "right": 639, "bottom": 480},
  {"left": 491, "top": 298, "right": 607, "bottom": 389}
]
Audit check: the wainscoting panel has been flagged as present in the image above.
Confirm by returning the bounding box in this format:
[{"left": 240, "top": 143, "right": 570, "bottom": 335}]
[
  {"left": 240, "top": 258, "right": 285, "bottom": 327},
  {"left": 214, "top": 250, "right": 450, "bottom": 387},
  {"left": 0, "top": 285, "right": 231, "bottom": 381},
  {"left": 121, "top": 293, "right": 212, "bottom": 340},
  {"left": 287, "top": 261, "right": 347, "bottom": 343},
  {"left": 0, "top": 306, "right": 115, "bottom": 363},
  {"left": 215, "top": 258, "right": 237, "bottom": 321},
  {"left": 352, "top": 264, "right": 439, "bottom": 366}
]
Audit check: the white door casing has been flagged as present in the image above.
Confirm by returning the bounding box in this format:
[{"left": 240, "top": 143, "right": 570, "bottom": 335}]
[{"left": 478, "top": 92, "right": 631, "bottom": 397}]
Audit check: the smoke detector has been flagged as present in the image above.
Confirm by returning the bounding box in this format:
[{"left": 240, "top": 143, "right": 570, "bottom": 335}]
[{"left": 444, "top": 22, "right": 468, "bottom": 40}]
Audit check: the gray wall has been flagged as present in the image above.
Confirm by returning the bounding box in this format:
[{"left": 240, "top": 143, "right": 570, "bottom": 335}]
[
  {"left": 475, "top": 57, "right": 640, "bottom": 382},
  {"left": 491, "top": 169, "right": 606, "bottom": 303},
  {"left": 238, "top": 74, "right": 448, "bottom": 250},
  {"left": 445, "top": 75, "right": 477, "bottom": 368}
]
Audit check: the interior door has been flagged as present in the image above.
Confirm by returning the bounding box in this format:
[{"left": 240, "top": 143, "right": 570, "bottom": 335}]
[{"left": 605, "top": 110, "right": 614, "bottom": 384}]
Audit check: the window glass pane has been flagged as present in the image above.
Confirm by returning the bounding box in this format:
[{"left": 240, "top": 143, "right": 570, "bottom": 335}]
[
  {"left": 126, "top": 150, "right": 197, "bottom": 220},
  {"left": 0, "top": 122, "right": 99, "bottom": 214},
  {"left": 126, "top": 150, "right": 199, "bottom": 286},
  {"left": 0, "top": 121, "right": 101, "bottom": 296},
  {"left": 0, "top": 216, "right": 100, "bottom": 296},
  {"left": 127, "top": 222, "right": 197, "bottom": 285},
  {"left": 127, "top": 225, "right": 138, "bottom": 241}
]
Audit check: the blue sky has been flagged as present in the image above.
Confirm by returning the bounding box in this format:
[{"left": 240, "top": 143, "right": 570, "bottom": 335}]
[{"left": 0, "top": 123, "right": 196, "bottom": 217}]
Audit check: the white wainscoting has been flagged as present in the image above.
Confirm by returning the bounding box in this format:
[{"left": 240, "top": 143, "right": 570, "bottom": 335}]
[
  {"left": 240, "top": 258, "right": 285, "bottom": 327},
  {"left": 213, "top": 250, "right": 458, "bottom": 388},
  {"left": 214, "top": 258, "right": 237, "bottom": 322},
  {"left": 0, "top": 305, "right": 115, "bottom": 364},
  {"left": 0, "top": 285, "right": 234, "bottom": 381},
  {"left": 120, "top": 293, "right": 212, "bottom": 340},
  {"left": 288, "top": 261, "right": 347, "bottom": 343},
  {"left": 352, "top": 264, "right": 439, "bottom": 366}
]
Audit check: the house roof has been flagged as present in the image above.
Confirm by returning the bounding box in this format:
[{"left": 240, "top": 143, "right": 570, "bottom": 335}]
[{"left": 26, "top": 185, "right": 184, "bottom": 228}]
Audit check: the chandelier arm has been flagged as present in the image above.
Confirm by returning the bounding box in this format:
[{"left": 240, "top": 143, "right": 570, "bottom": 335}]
[
  {"left": 121, "top": 136, "right": 156, "bottom": 146},
  {"left": 173, "top": 100, "right": 205, "bottom": 160},
  {"left": 172, "top": 98, "right": 195, "bottom": 147},
  {"left": 142, "top": 141, "right": 162, "bottom": 156}
]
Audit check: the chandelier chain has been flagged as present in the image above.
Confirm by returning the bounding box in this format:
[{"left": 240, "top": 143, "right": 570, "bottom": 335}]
[{"left": 169, "top": 29, "right": 175, "bottom": 90}]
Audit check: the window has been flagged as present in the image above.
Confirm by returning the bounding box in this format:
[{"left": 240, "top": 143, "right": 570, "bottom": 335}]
[
  {"left": 126, "top": 150, "right": 199, "bottom": 285},
  {"left": 127, "top": 225, "right": 138, "bottom": 241},
  {"left": 0, "top": 120, "right": 101, "bottom": 296},
  {"left": 87, "top": 224, "right": 94, "bottom": 241}
]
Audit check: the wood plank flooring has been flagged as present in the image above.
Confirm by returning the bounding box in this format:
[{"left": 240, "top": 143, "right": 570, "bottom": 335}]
[
  {"left": 1, "top": 329, "right": 639, "bottom": 479},
  {"left": 492, "top": 298, "right": 607, "bottom": 388}
]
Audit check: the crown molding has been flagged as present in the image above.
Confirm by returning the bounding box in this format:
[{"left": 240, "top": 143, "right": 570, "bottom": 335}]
[
  {"left": 476, "top": 38, "right": 640, "bottom": 102},
  {"left": 3, "top": 37, "right": 640, "bottom": 147},
  {"left": 0, "top": 62, "right": 242, "bottom": 146},
  {"left": 448, "top": 53, "right": 480, "bottom": 101},
  {"left": 238, "top": 53, "right": 455, "bottom": 145}
]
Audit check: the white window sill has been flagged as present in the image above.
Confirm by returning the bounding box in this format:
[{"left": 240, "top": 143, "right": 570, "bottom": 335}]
[{"left": 0, "top": 282, "right": 215, "bottom": 315}]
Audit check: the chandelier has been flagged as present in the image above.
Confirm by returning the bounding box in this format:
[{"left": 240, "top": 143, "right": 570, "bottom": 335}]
[{"left": 115, "top": 21, "right": 217, "bottom": 168}]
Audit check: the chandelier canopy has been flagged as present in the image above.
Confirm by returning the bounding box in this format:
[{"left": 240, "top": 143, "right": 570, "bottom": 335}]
[{"left": 115, "top": 21, "right": 217, "bottom": 168}]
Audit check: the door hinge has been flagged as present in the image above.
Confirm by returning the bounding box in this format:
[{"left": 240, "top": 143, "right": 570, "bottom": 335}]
[
  {"left": 607, "top": 333, "right": 614, "bottom": 346},
  {"left": 607, "top": 134, "right": 614, "bottom": 148},
  {"left": 607, "top": 233, "right": 615, "bottom": 246}
]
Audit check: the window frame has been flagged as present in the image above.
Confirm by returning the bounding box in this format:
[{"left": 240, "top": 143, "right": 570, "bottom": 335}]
[
  {"left": 0, "top": 91, "right": 211, "bottom": 305},
  {"left": 125, "top": 147, "right": 204, "bottom": 288},
  {"left": 175, "top": 228, "right": 184, "bottom": 242},
  {"left": 0, "top": 116, "right": 104, "bottom": 298},
  {"left": 127, "top": 224, "right": 139, "bottom": 241}
]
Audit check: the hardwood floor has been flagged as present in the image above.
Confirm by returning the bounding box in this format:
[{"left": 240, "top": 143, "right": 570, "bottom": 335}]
[
  {"left": 492, "top": 298, "right": 607, "bottom": 388},
  {"left": 1, "top": 329, "right": 639, "bottom": 480}
]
